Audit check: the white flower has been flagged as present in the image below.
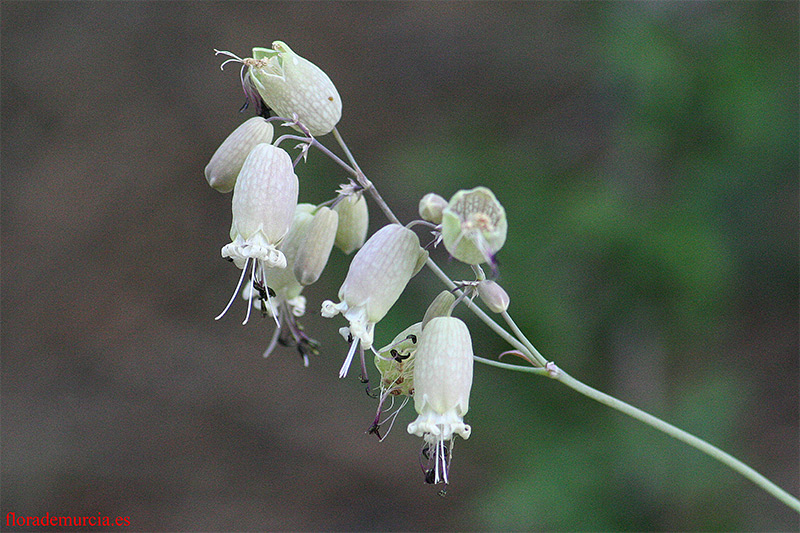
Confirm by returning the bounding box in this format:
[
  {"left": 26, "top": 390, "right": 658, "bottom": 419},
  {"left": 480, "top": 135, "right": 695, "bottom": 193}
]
[
  {"left": 321, "top": 224, "right": 428, "bottom": 377},
  {"left": 407, "top": 316, "right": 474, "bottom": 487},
  {"left": 216, "top": 143, "right": 298, "bottom": 324},
  {"left": 260, "top": 203, "right": 317, "bottom": 305},
  {"left": 240, "top": 203, "right": 330, "bottom": 366},
  {"left": 216, "top": 42, "right": 342, "bottom": 136},
  {"left": 440, "top": 186, "right": 507, "bottom": 267}
]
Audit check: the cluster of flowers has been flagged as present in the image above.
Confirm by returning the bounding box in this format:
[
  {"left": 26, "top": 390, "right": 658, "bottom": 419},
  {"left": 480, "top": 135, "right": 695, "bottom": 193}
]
[{"left": 206, "top": 41, "right": 511, "bottom": 492}]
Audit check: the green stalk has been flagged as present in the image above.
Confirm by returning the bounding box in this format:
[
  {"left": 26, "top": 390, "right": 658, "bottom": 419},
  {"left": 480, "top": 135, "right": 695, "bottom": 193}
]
[
  {"left": 553, "top": 367, "right": 800, "bottom": 512},
  {"left": 328, "top": 127, "right": 800, "bottom": 514}
]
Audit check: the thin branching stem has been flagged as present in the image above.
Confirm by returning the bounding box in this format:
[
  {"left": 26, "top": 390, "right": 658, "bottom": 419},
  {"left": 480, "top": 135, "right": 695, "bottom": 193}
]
[
  {"left": 555, "top": 369, "right": 800, "bottom": 512},
  {"left": 500, "top": 310, "right": 548, "bottom": 367},
  {"left": 325, "top": 126, "right": 800, "bottom": 513}
]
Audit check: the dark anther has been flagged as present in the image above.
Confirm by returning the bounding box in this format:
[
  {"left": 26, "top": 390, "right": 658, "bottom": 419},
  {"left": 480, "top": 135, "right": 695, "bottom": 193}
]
[
  {"left": 424, "top": 468, "right": 437, "bottom": 485},
  {"left": 406, "top": 334, "right": 417, "bottom": 344},
  {"left": 367, "top": 422, "right": 381, "bottom": 439},
  {"left": 391, "top": 349, "right": 410, "bottom": 362},
  {"left": 226, "top": 257, "right": 234, "bottom": 263},
  {"left": 347, "top": 333, "right": 353, "bottom": 343},
  {"left": 297, "top": 345, "right": 310, "bottom": 360},
  {"left": 252, "top": 280, "right": 270, "bottom": 301}
]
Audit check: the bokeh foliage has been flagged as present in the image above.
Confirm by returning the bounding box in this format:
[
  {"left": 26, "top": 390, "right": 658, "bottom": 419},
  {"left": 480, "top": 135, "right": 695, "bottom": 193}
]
[{"left": 2, "top": 2, "right": 797, "bottom": 531}]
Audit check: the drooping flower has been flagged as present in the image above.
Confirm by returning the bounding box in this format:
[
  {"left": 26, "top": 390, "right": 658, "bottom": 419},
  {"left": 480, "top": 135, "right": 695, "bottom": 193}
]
[
  {"left": 368, "top": 290, "right": 457, "bottom": 440},
  {"left": 440, "top": 186, "right": 507, "bottom": 268},
  {"left": 204, "top": 117, "right": 275, "bottom": 193},
  {"left": 216, "top": 42, "right": 341, "bottom": 136},
  {"left": 216, "top": 143, "right": 298, "bottom": 323},
  {"left": 321, "top": 224, "right": 428, "bottom": 377},
  {"left": 258, "top": 203, "right": 317, "bottom": 308},
  {"left": 241, "top": 202, "right": 338, "bottom": 366},
  {"left": 407, "top": 316, "right": 474, "bottom": 489}
]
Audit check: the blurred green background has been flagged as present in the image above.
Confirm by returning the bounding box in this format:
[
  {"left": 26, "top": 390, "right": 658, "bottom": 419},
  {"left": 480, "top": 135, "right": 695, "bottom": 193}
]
[{"left": 2, "top": 2, "right": 797, "bottom": 531}]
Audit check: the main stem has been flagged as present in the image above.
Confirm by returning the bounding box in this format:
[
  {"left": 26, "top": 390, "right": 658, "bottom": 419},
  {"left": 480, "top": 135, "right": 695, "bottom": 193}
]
[
  {"left": 556, "top": 369, "right": 800, "bottom": 512},
  {"left": 327, "top": 127, "right": 800, "bottom": 513}
]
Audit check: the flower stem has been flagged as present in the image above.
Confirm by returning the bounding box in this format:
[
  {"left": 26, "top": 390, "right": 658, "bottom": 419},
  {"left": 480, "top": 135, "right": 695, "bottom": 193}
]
[
  {"left": 327, "top": 128, "right": 800, "bottom": 513},
  {"left": 501, "top": 310, "right": 548, "bottom": 367},
  {"left": 554, "top": 368, "right": 800, "bottom": 512}
]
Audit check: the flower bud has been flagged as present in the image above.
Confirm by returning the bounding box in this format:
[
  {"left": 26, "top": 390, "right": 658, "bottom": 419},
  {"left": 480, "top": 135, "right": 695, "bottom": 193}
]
[
  {"left": 294, "top": 206, "right": 338, "bottom": 286},
  {"left": 322, "top": 223, "right": 428, "bottom": 362},
  {"left": 407, "top": 316, "right": 474, "bottom": 485},
  {"left": 477, "top": 280, "right": 510, "bottom": 313},
  {"left": 418, "top": 193, "right": 448, "bottom": 225},
  {"left": 204, "top": 117, "right": 274, "bottom": 193},
  {"left": 248, "top": 41, "right": 342, "bottom": 136},
  {"left": 332, "top": 194, "right": 369, "bottom": 254},
  {"left": 422, "top": 290, "right": 456, "bottom": 329},
  {"left": 222, "top": 143, "right": 299, "bottom": 270},
  {"left": 441, "top": 186, "right": 507, "bottom": 266}
]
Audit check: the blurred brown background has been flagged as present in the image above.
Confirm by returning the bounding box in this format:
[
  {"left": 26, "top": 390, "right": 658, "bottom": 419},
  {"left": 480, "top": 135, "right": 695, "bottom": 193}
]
[{"left": 2, "top": 2, "right": 797, "bottom": 531}]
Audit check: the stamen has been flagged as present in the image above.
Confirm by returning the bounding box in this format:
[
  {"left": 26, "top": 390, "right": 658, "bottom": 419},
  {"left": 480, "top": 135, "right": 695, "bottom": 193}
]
[
  {"left": 263, "top": 322, "right": 282, "bottom": 358},
  {"left": 440, "top": 439, "right": 449, "bottom": 484},
  {"left": 215, "top": 258, "right": 250, "bottom": 321},
  {"left": 376, "top": 396, "right": 409, "bottom": 442},
  {"left": 253, "top": 261, "right": 280, "bottom": 328},
  {"left": 242, "top": 260, "right": 258, "bottom": 325},
  {"left": 214, "top": 49, "right": 246, "bottom": 69},
  {"left": 434, "top": 440, "right": 442, "bottom": 484},
  {"left": 359, "top": 344, "right": 369, "bottom": 384},
  {"left": 339, "top": 336, "right": 360, "bottom": 378}
]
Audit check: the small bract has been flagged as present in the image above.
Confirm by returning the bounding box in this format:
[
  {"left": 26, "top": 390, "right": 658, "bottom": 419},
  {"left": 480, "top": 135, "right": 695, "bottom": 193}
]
[
  {"left": 440, "top": 186, "right": 507, "bottom": 267},
  {"left": 204, "top": 117, "right": 274, "bottom": 193},
  {"left": 407, "top": 316, "right": 474, "bottom": 487}
]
